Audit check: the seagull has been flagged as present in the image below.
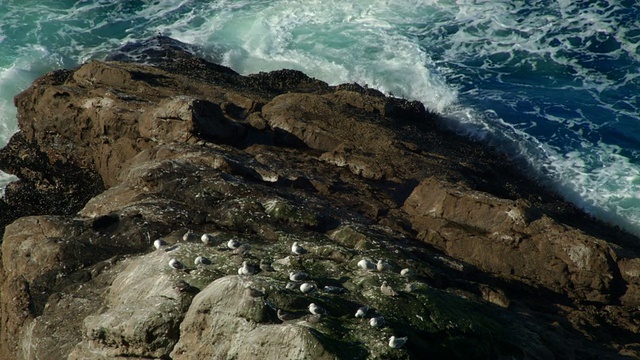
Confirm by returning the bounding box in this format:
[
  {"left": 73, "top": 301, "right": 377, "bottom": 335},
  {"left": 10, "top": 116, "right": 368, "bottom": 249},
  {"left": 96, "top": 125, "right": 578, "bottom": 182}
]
[
  {"left": 299, "top": 282, "right": 316, "bottom": 294},
  {"left": 173, "top": 280, "right": 195, "bottom": 295},
  {"left": 277, "top": 309, "right": 297, "bottom": 322},
  {"left": 355, "top": 306, "right": 369, "bottom": 318},
  {"left": 164, "top": 244, "right": 179, "bottom": 252},
  {"left": 201, "top": 233, "right": 215, "bottom": 246},
  {"left": 227, "top": 239, "right": 242, "bottom": 250},
  {"left": 289, "top": 270, "right": 308, "bottom": 282},
  {"left": 169, "top": 258, "right": 184, "bottom": 270},
  {"left": 153, "top": 239, "right": 167, "bottom": 250},
  {"left": 369, "top": 316, "right": 385, "bottom": 327},
  {"left": 308, "top": 303, "right": 327, "bottom": 315},
  {"left": 232, "top": 244, "right": 251, "bottom": 256},
  {"left": 183, "top": 229, "right": 198, "bottom": 242},
  {"left": 357, "top": 259, "right": 376, "bottom": 270},
  {"left": 285, "top": 282, "right": 298, "bottom": 290},
  {"left": 388, "top": 336, "right": 408, "bottom": 348},
  {"left": 380, "top": 281, "right": 398, "bottom": 297},
  {"left": 194, "top": 256, "right": 211, "bottom": 266},
  {"left": 322, "top": 286, "right": 344, "bottom": 294},
  {"left": 377, "top": 260, "right": 391, "bottom": 272},
  {"left": 238, "top": 260, "right": 256, "bottom": 276},
  {"left": 291, "top": 242, "right": 307, "bottom": 255},
  {"left": 400, "top": 268, "right": 413, "bottom": 277}
]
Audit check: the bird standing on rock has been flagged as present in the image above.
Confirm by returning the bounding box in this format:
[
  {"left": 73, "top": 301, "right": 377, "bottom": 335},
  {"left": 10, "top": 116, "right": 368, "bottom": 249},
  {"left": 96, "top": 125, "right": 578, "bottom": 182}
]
[
  {"left": 380, "top": 281, "right": 398, "bottom": 296},
  {"left": 238, "top": 260, "right": 256, "bottom": 275},
  {"left": 231, "top": 244, "right": 251, "bottom": 256},
  {"left": 277, "top": 309, "right": 296, "bottom": 322},
  {"left": 285, "top": 282, "right": 298, "bottom": 290},
  {"left": 355, "top": 306, "right": 369, "bottom": 318},
  {"left": 173, "top": 280, "right": 196, "bottom": 295},
  {"left": 299, "top": 282, "right": 316, "bottom": 294},
  {"left": 308, "top": 303, "right": 327, "bottom": 315},
  {"left": 227, "top": 239, "right": 242, "bottom": 250},
  {"left": 323, "top": 285, "right": 344, "bottom": 294},
  {"left": 194, "top": 256, "right": 211, "bottom": 266},
  {"left": 153, "top": 239, "right": 167, "bottom": 250},
  {"left": 369, "top": 316, "right": 385, "bottom": 327},
  {"left": 291, "top": 242, "right": 307, "bottom": 255},
  {"left": 388, "top": 336, "right": 408, "bottom": 348},
  {"left": 183, "top": 229, "right": 198, "bottom": 242},
  {"left": 201, "top": 233, "right": 215, "bottom": 246},
  {"left": 377, "top": 260, "right": 391, "bottom": 272},
  {"left": 400, "top": 268, "right": 413, "bottom": 277},
  {"left": 169, "top": 258, "right": 184, "bottom": 270},
  {"left": 357, "top": 259, "right": 375, "bottom": 270},
  {"left": 289, "top": 270, "right": 308, "bottom": 282}
]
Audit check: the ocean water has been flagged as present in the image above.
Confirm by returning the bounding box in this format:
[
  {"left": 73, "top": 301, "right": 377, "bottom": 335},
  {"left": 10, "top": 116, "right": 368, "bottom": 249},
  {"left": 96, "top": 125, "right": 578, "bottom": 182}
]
[{"left": 1, "top": 1, "right": 639, "bottom": 234}]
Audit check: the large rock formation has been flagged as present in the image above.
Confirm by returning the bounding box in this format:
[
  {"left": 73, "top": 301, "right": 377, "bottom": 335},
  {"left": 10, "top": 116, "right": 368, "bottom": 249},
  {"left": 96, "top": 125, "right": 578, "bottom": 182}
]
[{"left": 1, "top": 37, "right": 639, "bottom": 359}]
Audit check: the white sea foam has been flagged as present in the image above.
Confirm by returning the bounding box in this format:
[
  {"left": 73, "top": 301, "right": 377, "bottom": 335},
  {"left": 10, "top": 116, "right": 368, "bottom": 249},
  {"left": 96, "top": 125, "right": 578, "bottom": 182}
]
[
  {"left": 0, "top": 56, "right": 43, "bottom": 191},
  {"left": 168, "top": 0, "right": 457, "bottom": 112}
]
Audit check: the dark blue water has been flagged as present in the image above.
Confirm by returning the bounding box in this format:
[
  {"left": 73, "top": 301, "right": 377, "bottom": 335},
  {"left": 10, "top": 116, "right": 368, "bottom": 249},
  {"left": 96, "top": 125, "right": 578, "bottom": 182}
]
[{"left": 1, "top": 0, "right": 639, "bottom": 234}]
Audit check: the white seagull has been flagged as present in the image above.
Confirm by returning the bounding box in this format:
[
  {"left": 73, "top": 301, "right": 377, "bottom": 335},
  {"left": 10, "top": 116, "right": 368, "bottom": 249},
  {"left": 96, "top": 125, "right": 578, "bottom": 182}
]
[
  {"left": 308, "top": 303, "right": 327, "bottom": 315},
  {"left": 169, "top": 258, "right": 184, "bottom": 270},
  {"left": 153, "top": 239, "right": 167, "bottom": 250},
  {"left": 289, "top": 270, "right": 308, "bottom": 282},
  {"left": 285, "top": 282, "right": 298, "bottom": 290},
  {"left": 377, "top": 260, "right": 391, "bottom": 272},
  {"left": 388, "top": 336, "right": 408, "bottom": 348},
  {"left": 323, "top": 285, "right": 344, "bottom": 294},
  {"left": 291, "top": 242, "right": 308, "bottom": 255},
  {"left": 237, "top": 260, "right": 256, "bottom": 275},
  {"left": 277, "top": 309, "right": 296, "bottom": 322},
  {"left": 201, "top": 233, "right": 215, "bottom": 246},
  {"left": 183, "top": 229, "right": 198, "bottom": 242},
  {"left": 355, "top": 306, "right": 369, "bottom": 318},
  {"left": 380, "top": 281, "right": 398, "bottom": 297},
  {"left": 400, "top": 268, "right": 413, "bottom": 277},
  {"left": 194, "top": 256, "right": 211, "bottom": 266},
  {"left": 369, "top": 316, "right": 385, "bottom": 327},
  {"left": 299, "top": 282, "right": 316, "bottom": 294},
  {"left": 357, "top": 259, "right": 376, "bottom": 270},
  {"left": 227, "top": 239, "right": 242, "bottom": 250}
]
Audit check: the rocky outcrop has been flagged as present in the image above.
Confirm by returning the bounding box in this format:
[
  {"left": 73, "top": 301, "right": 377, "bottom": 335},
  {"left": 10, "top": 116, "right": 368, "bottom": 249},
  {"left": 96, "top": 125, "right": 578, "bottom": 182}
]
[
  {"left": 403, "top": 178, "right": 625, "bottom": 304},
  {"left": 1, "top": 37, "right": 640, "bottom": 359}
]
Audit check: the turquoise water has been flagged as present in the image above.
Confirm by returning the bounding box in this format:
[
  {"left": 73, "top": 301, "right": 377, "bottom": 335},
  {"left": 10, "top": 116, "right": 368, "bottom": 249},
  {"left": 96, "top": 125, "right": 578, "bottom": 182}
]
[{"left": 1, "top": 0, "right": 640, "bottom": 234}]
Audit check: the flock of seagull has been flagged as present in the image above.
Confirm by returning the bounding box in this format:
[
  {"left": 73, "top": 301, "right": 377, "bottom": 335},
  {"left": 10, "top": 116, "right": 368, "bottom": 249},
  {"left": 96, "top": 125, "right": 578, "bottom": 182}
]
[{"left": 154, "top": 232, "right": 410, "bottom": 350}]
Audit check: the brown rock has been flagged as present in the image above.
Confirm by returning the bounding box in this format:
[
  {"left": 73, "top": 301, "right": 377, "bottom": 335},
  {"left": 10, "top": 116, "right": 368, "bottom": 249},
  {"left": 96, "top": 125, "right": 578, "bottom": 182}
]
[
  {"left": 403, "top": 177, "right": 623, "bottom": 304},
  {"left": 0, "top": 45, "right": 638, "bottom": 360}
]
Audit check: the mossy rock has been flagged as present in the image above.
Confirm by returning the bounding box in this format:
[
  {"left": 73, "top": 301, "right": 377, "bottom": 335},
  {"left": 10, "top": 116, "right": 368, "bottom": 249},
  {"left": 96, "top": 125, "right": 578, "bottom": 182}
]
[
  {"left": 261, "top": 198, "right": 319, "bottom": 227},
  {"left": 328, "top": 224, "right": 376, "bottom": 250}
]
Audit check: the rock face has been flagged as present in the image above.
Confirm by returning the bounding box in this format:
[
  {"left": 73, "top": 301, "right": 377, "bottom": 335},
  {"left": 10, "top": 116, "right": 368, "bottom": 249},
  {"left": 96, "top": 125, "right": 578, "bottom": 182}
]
[{"left": 1, "top": 37, "right": 640, "bottom": 359}]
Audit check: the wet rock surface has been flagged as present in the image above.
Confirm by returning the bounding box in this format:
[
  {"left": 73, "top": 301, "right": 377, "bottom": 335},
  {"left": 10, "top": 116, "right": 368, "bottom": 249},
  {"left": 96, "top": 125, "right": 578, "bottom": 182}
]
[{"left": 1, "top": 38, "right": 640, "bottom": 359}]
